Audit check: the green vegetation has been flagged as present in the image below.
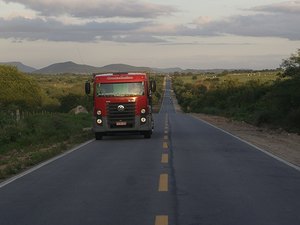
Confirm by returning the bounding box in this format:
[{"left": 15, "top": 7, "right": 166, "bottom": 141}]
[
  {"left": 150, "top": 74, "right": 164, "bottom": 112},
  {"left": 27, "top": 73, "right": 93, "bottom": 112},
  {"left": 0, "top": 65, "right": 43, "bottom": 109},
  {"left": 0, "top": 68, "right": 94, "bottom": 179},
  {"left": 281, "top": 49, "right": 300, "bottom": 78},
  {"left": 0, "top": 113, "right": 93, "bottom": 179},
  {"left": 173, "top": 50, "right": 300, "bottom": 133}
]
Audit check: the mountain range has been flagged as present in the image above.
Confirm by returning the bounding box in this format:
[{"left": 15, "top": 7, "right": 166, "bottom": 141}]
[
  {"left": 0, "top": 62, "right": 37, "bottom": 73},
  {"left": 0, "top": 61, "right": 186, "bottom": 74}
]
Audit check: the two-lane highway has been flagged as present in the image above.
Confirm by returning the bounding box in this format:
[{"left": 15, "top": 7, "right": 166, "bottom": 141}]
[{"left": 1, "top": 78, "right": 300, "bottom": 225}]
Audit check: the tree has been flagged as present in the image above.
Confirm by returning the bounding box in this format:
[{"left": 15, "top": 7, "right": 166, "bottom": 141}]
[
  {"left": 280, "top": 49, "right": 300, "bottom": 78},
  {"left": 59, "top": 94, "right": 81, "bottom": 112},
  {"left": 0, "top": 65, "right": 43, "bottom": 109}
]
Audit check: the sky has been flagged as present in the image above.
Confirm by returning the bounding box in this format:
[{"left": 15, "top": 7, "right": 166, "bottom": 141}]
[{"left": 0, "top": 0, "right": 300, "bottom": 70}]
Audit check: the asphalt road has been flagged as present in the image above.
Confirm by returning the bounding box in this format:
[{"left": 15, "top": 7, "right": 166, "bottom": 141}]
[{"left": 1, "top": 79, "right": 300, "bottom": 225}]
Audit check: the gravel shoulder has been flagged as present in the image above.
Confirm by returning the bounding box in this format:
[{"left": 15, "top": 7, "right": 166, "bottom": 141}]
[{"left": 171, "top": 90, "right": 300, "bottom": 167}]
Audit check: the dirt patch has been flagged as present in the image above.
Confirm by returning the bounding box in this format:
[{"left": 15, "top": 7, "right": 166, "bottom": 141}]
[{"left": 191, "top": 113, "right": 300, "bottom": 167}]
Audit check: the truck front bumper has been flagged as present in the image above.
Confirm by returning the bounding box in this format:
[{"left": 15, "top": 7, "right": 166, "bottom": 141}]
[{"left": 92, "top": 115, "right": 153, "bottom": 134}]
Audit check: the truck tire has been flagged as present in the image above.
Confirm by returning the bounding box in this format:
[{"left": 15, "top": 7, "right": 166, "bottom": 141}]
[
  {"left": 144, "top": 131, "right": 152, "bottom": 139},
  {"left": 95, "top": 132, "right": 103, "bottom": 140}
]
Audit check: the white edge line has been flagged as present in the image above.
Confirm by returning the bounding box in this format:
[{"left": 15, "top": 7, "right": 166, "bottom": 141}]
[
  {"left": 191, "top": 115, "right": 300, "bottom": 172},
  {"left": 0, "top": 139, "right": 95, "bottom": 189}
]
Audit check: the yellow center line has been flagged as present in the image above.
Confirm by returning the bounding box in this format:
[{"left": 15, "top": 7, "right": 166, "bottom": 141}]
[
  {"left": 156, "top": 114, "right": 169, "bottom": 225},
  {"left": 161, "top": 153, "right": 169, "bottom": 163},
  {"left": 155, "top": 215, "right": 168, "bottom": 225},
  {"left": 158, "top": 174, "right": 168, "bottom": 192},
  {"left": 163, "top": 142, "right": 168, "bottom": 149}
]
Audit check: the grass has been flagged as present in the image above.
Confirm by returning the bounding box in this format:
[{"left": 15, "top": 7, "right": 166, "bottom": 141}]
[
  {"left": 181, "top": 71, "right": 279, "bottom": 85},
  {"left": 28, "top": 74, "right": 91, "bottom": 98}
]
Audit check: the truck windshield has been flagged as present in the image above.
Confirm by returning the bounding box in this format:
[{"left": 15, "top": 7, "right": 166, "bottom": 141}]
[{"left": 96, "top": 82, "right": 144, "bottom": 97}]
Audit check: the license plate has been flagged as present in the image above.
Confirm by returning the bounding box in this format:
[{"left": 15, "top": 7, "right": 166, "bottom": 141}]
[{"left": 116, "top": 121, "right": 127, "bottom": 126}]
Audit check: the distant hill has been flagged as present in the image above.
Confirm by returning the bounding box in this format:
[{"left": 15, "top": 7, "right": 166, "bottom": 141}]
[
  {"left": 152, "top": 67, "right": 183, "bottom": 73},
  {"left": 33, "top": 61, "right": 100, "bottom": 74},
  {"left": 100, "top": 64, "right": 151, "bottom": 73},
  {"left": 1, "top": 60, "right": 229, "bottom": 74},
  {"left": 33, "top": 61, "right": 154, "bottom": 74},
  {"left": 0, "top": 62, "right": 36, "bottom": 73}
]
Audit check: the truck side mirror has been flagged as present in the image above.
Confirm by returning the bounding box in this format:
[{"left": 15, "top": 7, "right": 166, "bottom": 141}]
[
  {"left": 85, "top": 81, "right": 91, "bottom": 95},
  {"left": 150, "top": 80, "right": 156, "bottom": 92}
]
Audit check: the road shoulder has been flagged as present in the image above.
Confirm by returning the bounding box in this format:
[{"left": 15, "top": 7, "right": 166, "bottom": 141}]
[{"left": 191, "top": 113, "right": 300, "bottom": 167}]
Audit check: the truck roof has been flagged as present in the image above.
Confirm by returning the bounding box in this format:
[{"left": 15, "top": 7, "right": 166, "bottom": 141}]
[
  {"left": 94, "top": 72, "right": 147, "bottom": 82},
  {"left": 93, "top": 72, "right": 146, "bottom": 77}
]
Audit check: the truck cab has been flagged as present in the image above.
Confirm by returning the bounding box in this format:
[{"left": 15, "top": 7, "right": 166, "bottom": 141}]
[{"left": 85, "top": 72, "right": 156, "bottom": 140}]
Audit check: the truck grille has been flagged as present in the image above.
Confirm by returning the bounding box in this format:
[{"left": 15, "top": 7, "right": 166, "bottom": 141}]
[{"left": 107, "top": 102, "right": 136, "bottom": 128}]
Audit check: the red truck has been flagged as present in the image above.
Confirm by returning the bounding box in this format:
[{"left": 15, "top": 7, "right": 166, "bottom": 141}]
[{"left": 85, "top": 72, "right": 156, "bottom": 140}]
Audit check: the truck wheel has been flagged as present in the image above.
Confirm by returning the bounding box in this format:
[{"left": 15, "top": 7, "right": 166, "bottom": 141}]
[
  {"left": 95, "top": 132, "right": 103, "bottom": 140},
  {"left": 144, "top": 131, "right": 152, "bottom": 139}
]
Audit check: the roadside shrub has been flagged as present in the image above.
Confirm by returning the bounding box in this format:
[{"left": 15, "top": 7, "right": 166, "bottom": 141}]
[
  {"left": 252, "top": 110, "right": 276, "bottom": 126},
  {"left": 0, "top": 65, "right": 43, "bottom": 110},
  {"left": 286, "top": 108, "right": 300, "bottom": 132},
  {"left": 173, "top": 71, "right": 300, "bottom": 133},
  {"left": 58, "top": 94, "right": 82, "bottom": 112},
  {"left": 202, "top": 107, "right": 221, "bottom": 115},
  {"left": 281, "top": 49, "right": 300, "bottom": 78}
]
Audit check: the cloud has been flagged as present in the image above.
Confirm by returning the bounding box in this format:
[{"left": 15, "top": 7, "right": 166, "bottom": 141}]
[
  {"left": 101, "top": 35, "right": 167, "bottom": 43},
  {"left": 133, "top": 1, "right": 300, "bottom": 41},
  {"left": 2, "top": 0, "right": 177, "bottom": 18},
  {"left": 251, "top": 1, "right": 300, "bottom": 14},
  {"left": 0, "top": 17, "right": 152, "bottom": 42},
  {"left": 178, "top": 1, "right": 300, "bottom": 40},
  {"left": 193, "top": 16, "right": 212, "bottom": 26},
  {"left": 0, "top": 1, "right": 299, "bottom": 43},
  {"left": 189, "top": 13, "right": 300, "bottom": 40},
  {"left": 137, "top": 23, "right": 178, "bottom": 35}
]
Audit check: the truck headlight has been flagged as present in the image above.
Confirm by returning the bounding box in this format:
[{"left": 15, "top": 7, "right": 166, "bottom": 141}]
[
  {"left": 96, "top": 119, "right": 103, "bottom": 124},
  {"left": 96, "top": 110, "right": 102, "bottom": 115},
  {"left": 141, "top": 108, "right": 146, "bottom": 114},
  {"left": 141, "top": 117, "right": 146, "bottom": 123}
]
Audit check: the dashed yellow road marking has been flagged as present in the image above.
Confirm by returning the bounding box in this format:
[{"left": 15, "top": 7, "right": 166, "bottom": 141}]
[
  {"left": 163, "top": 142, "right": 168, "bottom": 149},
  {"left": 161, "top": 154, "right": 169, "bottom": 163},
  {"left": 155, "top": 112, "right": 169, "bottom": 225},
  {"left": 158, "top": 174, "right": 168, "bottom": 192},
  {"left": 155, "top": 215, "right": 168, "bottom": 225}
]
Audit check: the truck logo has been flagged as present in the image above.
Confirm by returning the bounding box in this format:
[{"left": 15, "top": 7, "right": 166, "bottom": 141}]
[{"left": 117, "top": 105, "right": 125, "bottom": 112}]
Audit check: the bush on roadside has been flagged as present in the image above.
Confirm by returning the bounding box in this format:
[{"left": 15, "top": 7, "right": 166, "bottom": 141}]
[
  {"left": 173, "top": 73, "right": 300, "bottom": 133},
  {"left": 0, "top": 65, "right": 43, "bottom": 110}
]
